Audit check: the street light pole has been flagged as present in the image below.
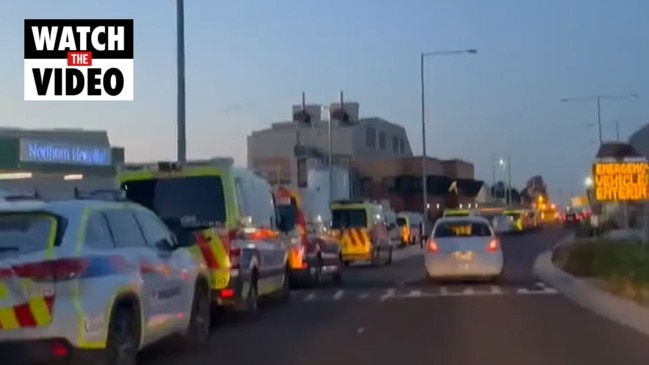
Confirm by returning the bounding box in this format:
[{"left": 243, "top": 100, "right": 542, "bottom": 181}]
[
  {"left": 176, "top": 0, "right": 187, "bottom": 163},
  {"left": 491, "top": 153, "right": 496, "bottom": 196},
  {"left": 615, "top": 121, "right": 621, "bottom": 140},
  {"left": 507, "top": 155, "right": 512, "bottom": 206},
  {"left": 419, "top": 48, "right": 477, "bottom": 232},
  {"left": 560, "top": 93, "right": 638, "bottom": 147}
]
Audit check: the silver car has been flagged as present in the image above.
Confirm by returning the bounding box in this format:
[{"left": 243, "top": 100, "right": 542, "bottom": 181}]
[
  {"left": 0, "top": 199, "right": 210, "bottom": 365},
  {"left": 492, "top": 215, "right": 514, "bottom": 235},
  {"left": 425, "top": 216, "right": 504, "bottom": 282}
]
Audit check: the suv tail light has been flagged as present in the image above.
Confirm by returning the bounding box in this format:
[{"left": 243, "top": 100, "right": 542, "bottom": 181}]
[
  {"left": 228, "top": 248, "right": 241, "bottom": 269},
  {"left": 427, "top": 239, "right": 439, "bottom": 253},
  {"left": 487, "top": 239, "right": 500, "bottom": 252},
  {"left": 12, "top": 258, "right": 88, "bottom": 282},
  {"left": 12, "top": 256, "right": 131, "bottom": 282}
]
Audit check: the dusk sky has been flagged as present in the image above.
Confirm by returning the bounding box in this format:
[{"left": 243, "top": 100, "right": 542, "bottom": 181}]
[{"left": 1, "top": 0, "right": 647, "bottom": 204}]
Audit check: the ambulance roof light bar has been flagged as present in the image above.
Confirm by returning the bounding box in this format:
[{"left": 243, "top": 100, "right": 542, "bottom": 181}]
[
  {"left": 183, "top": 157, "right": 234, "bottom": 167},
  {"left": 74, "top": 188, "right": 129, "bottom": 202}
]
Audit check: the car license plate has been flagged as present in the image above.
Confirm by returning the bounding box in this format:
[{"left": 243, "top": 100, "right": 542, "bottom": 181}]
[{"left": 453, "top": 251, "right": 473, "bottom": 261}]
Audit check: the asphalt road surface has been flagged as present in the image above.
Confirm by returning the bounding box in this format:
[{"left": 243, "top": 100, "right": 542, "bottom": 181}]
[{"left": 141, "top": 226, "right": 649, "bottom": 365}]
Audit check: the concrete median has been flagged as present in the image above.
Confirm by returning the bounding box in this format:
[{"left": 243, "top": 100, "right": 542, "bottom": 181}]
[{"left": 534, "top": 237, "right": 649, "bottom": 337}]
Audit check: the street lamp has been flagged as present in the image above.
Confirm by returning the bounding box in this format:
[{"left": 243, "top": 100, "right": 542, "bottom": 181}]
[
  {"left": 584, "top": 176, "right": 593, "bottom": 187},
  {"left": 420, "top": 48, "right": 477, "bottom": 229},
  {"left": 560, "top": 93, "right": 638, "bottom": 146},
  {"left": 176, "top": 0, "right": 187, "bottom": 162}
]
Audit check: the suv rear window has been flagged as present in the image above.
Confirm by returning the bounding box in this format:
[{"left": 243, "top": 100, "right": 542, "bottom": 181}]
[
  {"left": 434, "top": 221, "right": 491, "bottom": 238},
  {"left": 444, "top": 211, "right": 470, "bottom": 217},
  {"left": 331, "top": 209, "right": 367, "bottom": 229},
  {"left": 277, "top": 197, "right": 298, "bottom": 228},
  {"left": 122, "top": 176, "right": 226, "bottom": 229},
  {"left": 0, "top": 213, "right": 59, "bottom": 255}
]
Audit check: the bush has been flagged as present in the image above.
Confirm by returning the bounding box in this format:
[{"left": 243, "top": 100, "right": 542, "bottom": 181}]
[{"left": 554, "top": 239, "right": 649, "bottom": 282}]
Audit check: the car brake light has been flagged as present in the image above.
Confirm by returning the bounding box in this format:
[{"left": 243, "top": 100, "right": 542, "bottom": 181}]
[
  {"left": 487, "top": 239, "right": 499, "bottom": 252},
  {"left": 51, "top": 340, "right": 69, "bottom": 357},
  {"left": 229, "top": 248, "right": 241, "bottom": 269},
  {"left": 427, "top": 239, "right": 439, "bottom": 253},
  {"left": 12, "top": 258, "right": 90, "bottom": 282}
]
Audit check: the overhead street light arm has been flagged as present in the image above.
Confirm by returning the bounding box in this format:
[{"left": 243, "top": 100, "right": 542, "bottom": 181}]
[
  {"left": 419, "top": 47, "right": 477, "bottom": 232},
  {"left": 560, "top": 93, "right": 639, "bottom": 146},
  {"left": 421, "top": 49, "right": 478, "bottom": 58}
]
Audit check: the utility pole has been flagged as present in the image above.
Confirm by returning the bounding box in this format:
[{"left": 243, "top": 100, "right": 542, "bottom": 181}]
[
  {"left": 176, "top": 0, "right": 186, "bottom": 162},
  {"left": 491, "top": 153, "right": 496, "bottom": 198},
  {"left": 506, "top": 155, "right": 512, "bottom": 206}
]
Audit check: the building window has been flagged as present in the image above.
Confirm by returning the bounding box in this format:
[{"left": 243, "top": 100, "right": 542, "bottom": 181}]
[
  {"left": 399, "top": 138, "right": 405, "bottom": 154},
  {"left": 366, "top": 128, "right": 376, "bottom": 148},
  {"left": 392, "top": 136, "right": 399, "bottom": 152},
  {"left": 378, "top": 132, "right": 386, "bottom": 150},
  {"left": 359, "top": 177, "right": 372, "bottom": 195}
]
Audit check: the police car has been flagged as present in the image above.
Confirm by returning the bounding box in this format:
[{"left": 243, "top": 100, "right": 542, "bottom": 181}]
[{"left": 0, "top": 192, "right": 211, "bottom": 365}]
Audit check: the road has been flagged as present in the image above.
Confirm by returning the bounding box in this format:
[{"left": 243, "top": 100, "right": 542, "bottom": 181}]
[{"left": 141, "top": 227, "right": 649, "bottom": 365}]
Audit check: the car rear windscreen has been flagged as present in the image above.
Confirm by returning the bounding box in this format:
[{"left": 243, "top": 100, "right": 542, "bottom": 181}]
[
  {"left": 331, "top": 208, "right": 367, "bottom": 229},
  {"left": 434, "top": 221, "right": 491, "bottom": 238},
  {"left": 396, "top": 217, "right": 407, "bottom": 226},
  {"left": 122, "top": 176, "right": 226, "bottom": 229},
  {"left": 0, "top": 213, "right": 59, "bottom": 255},
  {"left": 277, "top": 197, "right": 298, "bottom": 228}
]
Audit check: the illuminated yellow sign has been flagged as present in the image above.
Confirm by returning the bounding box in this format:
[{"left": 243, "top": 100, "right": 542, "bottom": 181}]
[
  {"left": 450, "top": 225, "right": 471, "bottom": 236},
  {"left": 592, "top": 162, "right": 649, "bottom": 202}
]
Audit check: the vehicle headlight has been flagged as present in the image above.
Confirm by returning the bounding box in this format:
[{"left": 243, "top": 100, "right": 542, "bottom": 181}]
[{"left": 290, "top": 236, "right": 301, "bottom": 246}]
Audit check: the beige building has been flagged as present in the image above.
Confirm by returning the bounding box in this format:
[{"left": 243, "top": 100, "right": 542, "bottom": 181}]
[{"left": 247, "top": 102, "right": 412, "bottom": 186}]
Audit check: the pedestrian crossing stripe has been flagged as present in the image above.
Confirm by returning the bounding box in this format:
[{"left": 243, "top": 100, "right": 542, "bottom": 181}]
[{"left": 291, "top": 282, "right": 559, "bottom": 302}]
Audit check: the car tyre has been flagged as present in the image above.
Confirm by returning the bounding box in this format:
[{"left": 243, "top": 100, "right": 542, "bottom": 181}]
[
  {"left": 492, "top": 271, "right": 505, "bottom": 283},
  {"left": 182, "top": 283, "right": 211, "bottom": 349},
  {"left": 104, "top": 305, "right": 139, "bottom": 365},
  {"left": 244, "top": 276, "right": 259, "bottom": 319},
  {"left": 311, "top": 256, "right": 323, "bottom": 287},
  {"left": 276, "top": 267, "right": 291, "bottom": 302},
  {"left": 332, "top": 254, "right": 344, "bottom": 285},
  {"left": 385, "top": 247, "right": 393, "bottom": 265}
]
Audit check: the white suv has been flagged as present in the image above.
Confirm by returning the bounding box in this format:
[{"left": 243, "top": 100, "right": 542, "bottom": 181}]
[{"left": 0, "top": 198, "right": 210, "bottom": 365}]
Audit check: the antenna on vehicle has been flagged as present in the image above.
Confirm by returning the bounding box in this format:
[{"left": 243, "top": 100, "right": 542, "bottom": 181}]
[
  {"left": 73, "top": 187, "right": 80, "bottom": 198},
  {"left": 33, "top": 188, "right": 40, "bottom": 199}
]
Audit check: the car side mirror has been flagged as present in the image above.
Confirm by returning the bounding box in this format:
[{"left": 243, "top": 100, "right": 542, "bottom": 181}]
[{"left": 155, "top": 237, "right": 178, "bottom": 251}]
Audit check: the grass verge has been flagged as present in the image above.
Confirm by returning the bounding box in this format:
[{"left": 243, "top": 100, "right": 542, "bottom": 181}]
[{"left": 552, "top": 239, "right": 649, "bottom": 305}]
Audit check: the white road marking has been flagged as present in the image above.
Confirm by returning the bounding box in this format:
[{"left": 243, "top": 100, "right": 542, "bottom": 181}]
[
  {"left": 542, "top": 287, "right": 559, "bottom": 294},
  {"left": 304, "top": 293, "right": 316, "bottom": 301},
  {"left": 439, "top": 286, "right": 449, "bottom": 295},
  {"left": 490, "top": 285, "right": 502, "bottom": 294},
  {"left": 516, "top": 288, "right": 530, "bottom": 294},
  {"left": 333, "top": 290, "right": 344, "bottom": 300},
  {"left": 358, "top": 293, "right": 370, "bottom": 299},
  {"left": 408, "top": 290, "right": 422, "bottom": 297},
  {"left": 380, "top": 288, "right": 395, "bottom": 301},
  {"left": 462, "top": 287, "right": 475, "bottom": 295},
  {"left": 535, "top": 281, "right": 546, "bottom": 288}
]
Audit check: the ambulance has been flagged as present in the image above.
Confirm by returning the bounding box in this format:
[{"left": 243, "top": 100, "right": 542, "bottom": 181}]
[
  {"left": 274, "top": 186, "right": 342, "bottom": 286},
  {"left": 119, "top": 159, "right": 290, "bottom": 317},
  {"left": 329, "top": 200, "right": 393, "bottom": 266}
]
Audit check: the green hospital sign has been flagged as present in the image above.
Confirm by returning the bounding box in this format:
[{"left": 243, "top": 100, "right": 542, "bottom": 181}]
[{"left": 19, "top": 139, "right": 112, "bottom": 166}]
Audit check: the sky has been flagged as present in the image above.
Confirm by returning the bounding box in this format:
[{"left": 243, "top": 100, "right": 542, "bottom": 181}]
[{"left": 1, "top": 0, "right": 647, "bottom": 205}]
